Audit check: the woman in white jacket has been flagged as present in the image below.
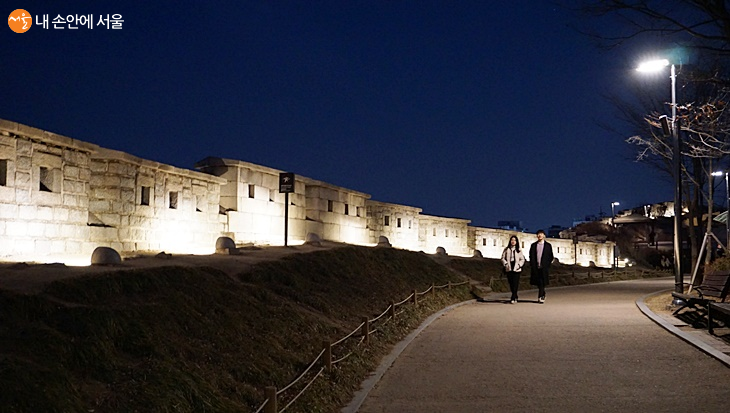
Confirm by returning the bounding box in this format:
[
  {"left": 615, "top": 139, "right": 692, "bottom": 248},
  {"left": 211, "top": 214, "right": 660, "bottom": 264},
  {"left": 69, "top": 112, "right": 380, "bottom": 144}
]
[{"left": 501, "top": 235, "right": 526, "bottom": 304}]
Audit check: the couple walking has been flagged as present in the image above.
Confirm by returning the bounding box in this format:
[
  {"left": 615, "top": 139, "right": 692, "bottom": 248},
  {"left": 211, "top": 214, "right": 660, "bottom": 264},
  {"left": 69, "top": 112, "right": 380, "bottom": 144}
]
[{"left": 500, "top": 229, "right": 554, "bottom": 304}]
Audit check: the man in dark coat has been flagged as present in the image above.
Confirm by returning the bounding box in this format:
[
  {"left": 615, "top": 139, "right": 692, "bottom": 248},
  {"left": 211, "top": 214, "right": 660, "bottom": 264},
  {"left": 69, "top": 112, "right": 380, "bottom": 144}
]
[{"left": 529, "top": 229, "right": 554, "bottom": 303}]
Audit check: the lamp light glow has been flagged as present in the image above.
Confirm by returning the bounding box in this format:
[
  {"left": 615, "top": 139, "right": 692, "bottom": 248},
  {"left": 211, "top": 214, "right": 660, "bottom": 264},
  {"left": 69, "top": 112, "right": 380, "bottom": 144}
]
[{"left": 636, "top": 59, "right": 670, "bottom": 72}]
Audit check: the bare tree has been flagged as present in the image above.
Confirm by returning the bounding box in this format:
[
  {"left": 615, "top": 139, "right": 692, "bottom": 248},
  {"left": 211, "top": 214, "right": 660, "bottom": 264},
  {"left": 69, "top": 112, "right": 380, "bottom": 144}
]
[
  {"left": 573, "top": 0, "right": 730, "bottom": 270},
  {"left": 576, "top": 1, "right": 730, "bottom": 56}
]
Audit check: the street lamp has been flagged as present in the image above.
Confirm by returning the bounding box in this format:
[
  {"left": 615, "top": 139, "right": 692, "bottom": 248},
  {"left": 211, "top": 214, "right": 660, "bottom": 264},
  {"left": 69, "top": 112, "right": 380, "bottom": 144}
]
[
  {"left": 712, "top": 171, "right": 730, "bottom": 250},
  {"left": 637, "top": 58, "right": 683, "bottom": 296},
  {"left": 610, "top": 201, "right": 620, "bottom": 226},
  {"left": 611, "top": 201, "right": 620, "bottom": 268}
]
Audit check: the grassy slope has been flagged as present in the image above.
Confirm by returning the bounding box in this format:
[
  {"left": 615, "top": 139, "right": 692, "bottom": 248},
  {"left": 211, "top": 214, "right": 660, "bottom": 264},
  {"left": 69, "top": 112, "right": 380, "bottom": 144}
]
[
  {"left": 0, "top": 246, "right": 664, "bottom": 412},
  {"left": 0, "top": 246, "right": 473, "bottom": 413}
]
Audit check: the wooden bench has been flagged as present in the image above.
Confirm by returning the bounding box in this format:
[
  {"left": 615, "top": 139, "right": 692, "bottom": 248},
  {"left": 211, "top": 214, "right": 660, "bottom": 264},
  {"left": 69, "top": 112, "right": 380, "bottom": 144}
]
[
  {"left": 670, "top": 271, "right": 730, "bottom": 316},
  {"left": 708, "top": 302, "right": 730, "bottom": 335}
]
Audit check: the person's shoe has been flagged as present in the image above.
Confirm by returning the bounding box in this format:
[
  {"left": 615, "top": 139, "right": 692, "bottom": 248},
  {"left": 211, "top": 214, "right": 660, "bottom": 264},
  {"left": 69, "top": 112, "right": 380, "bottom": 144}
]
[
  {"left": 510, "top": 299, "right": 516, "bottom": 304},
  {"left": 538, "top": 296, "right": 545, "bottom": 303}
]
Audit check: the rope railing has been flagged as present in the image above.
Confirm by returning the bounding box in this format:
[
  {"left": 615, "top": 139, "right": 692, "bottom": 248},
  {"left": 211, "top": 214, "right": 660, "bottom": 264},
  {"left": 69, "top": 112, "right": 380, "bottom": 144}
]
[
  {"left": 276, "top": 347, "right": 326, "bottom": 395},
  {"left": 279, "top": 367, "right": 325, "bottom": 413},
  {"left": 332, "top": 351, "right": 354, "bottom": 365},
  {"left": 416, "top": 285, "right": 433, "bottom": 296},
  {"left": 394, "top": 293, "right": 414, "bottom": 306},
  {"left": 370, "top": 304, "right": 393, "bottom": 323},
  {"left": 257, "top": 278, "right": 469, "bottom": 412},
  {"left": 331, "top": 322, "right": 365, "bottom": 347}
]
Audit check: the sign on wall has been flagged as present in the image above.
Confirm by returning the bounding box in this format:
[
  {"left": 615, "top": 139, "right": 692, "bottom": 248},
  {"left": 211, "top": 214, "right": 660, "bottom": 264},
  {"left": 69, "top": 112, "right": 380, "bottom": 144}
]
[{"left": 279, "top": 172, "right": 295, "bottom": 193}]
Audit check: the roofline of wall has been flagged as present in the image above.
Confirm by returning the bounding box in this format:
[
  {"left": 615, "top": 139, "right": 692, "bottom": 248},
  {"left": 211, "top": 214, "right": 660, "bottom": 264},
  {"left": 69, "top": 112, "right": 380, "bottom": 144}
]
[
  {"left": 195, "top": 157, "right": 371, "bottom": 197},
  {"left": 300, "top": 176, "right": 372, "bottom": 199},
  {"left": 420, "top": 214, "right": 471, "bottom": 224},
  {"left": 94, "top": 148, "right": 227, "bottom": 184},
  {"left": 0, "top": 118, "right": 99, "bottom": 153},
  {"left": 195, "top": 156, "right": 289, "bottom": 177},
  {"left": 366, "top": 199, "right": 423, "bottom": 213}
]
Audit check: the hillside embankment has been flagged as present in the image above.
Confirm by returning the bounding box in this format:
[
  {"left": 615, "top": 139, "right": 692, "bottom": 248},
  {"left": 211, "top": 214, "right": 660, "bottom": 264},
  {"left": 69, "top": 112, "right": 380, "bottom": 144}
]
[{"left": 0, "top": 245, "right": 665, "bottom": 412}]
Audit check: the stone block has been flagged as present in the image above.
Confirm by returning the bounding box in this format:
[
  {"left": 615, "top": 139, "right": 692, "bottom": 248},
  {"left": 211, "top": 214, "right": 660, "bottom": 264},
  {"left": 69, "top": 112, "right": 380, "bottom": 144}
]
[
  {"left": 27, "top": 222, "right": 45, "bottom": 237},
  {"left": 121, "top": 188, "right": 134, "bottom": 203},
  {"left": 63, "top": 179, "right": 85, "bottom": 194},
  {"left": 89, "top": 175, "right": 105, "bottom": 186},
  {"left": 89, "top": 199, "right": 110, "bottom": 212},
  {"left": 120, "top": 176, "right": 135, "bottom": 189},
  {"left": 99, "top": 213, "right": 121, "bottom": 226},
  {"left": 0, "top": 144, "right": 14, "bottom": 159},
  {"left": 18, "top": 205, "right": 36, "bottom": 220},
  {"left": 79, "top": 167, "right": 91, "bottom": 181},
  {"left": 15, "top": 171, "right": 30, "bottom": 187},
  {"left": 109, "top": 201, "right": 123, "bottom": 213},
  {"left": 15, "top": 140, "right": 31, "bottom": 156},
  {"left": 14, "top": 239, "right": 35, "bottom": 254},
  {"left": 32, "top": 152, "right": 62, "bottom": 168},
  {"left": 34, "top": 191, "right": 62, "bottom": 206},
  {"left": 90, "top": 161, "right": 108, "bottom": 173},
  {"left": 34, "top": 239, "right": 52, "bottom": 255},
  {"left": 102, "top": 175, "right": 121, "bottom": 187},
  {"left": 44, "top": 223, "right": 60, "bottom": 238},
  {"left": 89, "top": 226, "right": 119, "bottom": 242},
  {"left": 65, "top": 241, "right": 82, "bottom": 254},
  {"left": 0, "top": 187, "right": 15, "bottom": 203},
  {"left": 37, "top": 206, "right": 53, "bottom": 220},
  {"left": 15, "top": 188, "right": 31, "bottom": 203},
  {"left": 63, "top": 194, "right": 79, "bottom": 208},
  {"left": 51, "top": 240, "right": 66, "bottom": 253},
  {"left": 64, "top": 165, "right": 80, "bottom": 179},
  {"left": 6, "top": 221, "right": 27, "bottom": 236},
  {"left": 94, "top": 187, "right": 121, "bottom": 200},
  {"left": 64, "top": 149, "right": 90, "bottom": 166},
  {"left": 68, "top": 209, "right": 87, "bottom": 224}
]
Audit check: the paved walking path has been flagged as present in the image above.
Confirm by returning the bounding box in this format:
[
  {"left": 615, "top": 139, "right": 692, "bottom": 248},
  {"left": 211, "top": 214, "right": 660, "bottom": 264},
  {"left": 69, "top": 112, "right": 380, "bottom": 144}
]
[{"left": 347, "top": 278, "right": 730, "bottom": 413}]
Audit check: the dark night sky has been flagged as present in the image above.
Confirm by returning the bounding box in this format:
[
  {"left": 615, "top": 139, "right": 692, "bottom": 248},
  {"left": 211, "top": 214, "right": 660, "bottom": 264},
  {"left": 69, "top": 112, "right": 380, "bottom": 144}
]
[{"left": 3, "top": 1, "right": 673, "bottom": 231}]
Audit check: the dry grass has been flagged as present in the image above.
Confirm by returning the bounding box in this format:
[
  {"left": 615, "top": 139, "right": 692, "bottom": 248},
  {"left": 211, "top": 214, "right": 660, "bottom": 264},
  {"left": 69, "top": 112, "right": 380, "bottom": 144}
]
[{"left": 0, "top": 246, "right": 473, "bottom": 413}]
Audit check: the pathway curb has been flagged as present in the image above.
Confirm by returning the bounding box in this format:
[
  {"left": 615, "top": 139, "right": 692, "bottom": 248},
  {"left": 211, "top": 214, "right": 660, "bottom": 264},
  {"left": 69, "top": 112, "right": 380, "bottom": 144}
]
[{"left": 636, "top": 289, "right": 730, "bottom": 367}]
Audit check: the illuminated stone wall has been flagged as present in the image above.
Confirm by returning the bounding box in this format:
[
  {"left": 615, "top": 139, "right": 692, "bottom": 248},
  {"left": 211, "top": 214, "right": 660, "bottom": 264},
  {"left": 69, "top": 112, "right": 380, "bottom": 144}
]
[
  {"left": 418, "top": 214, "right": 471, "bottom": 256},
  {"left": 195, "top": 157, "right": 307, "bottom": 246},
  {"left": 304, "top": 178, "right": 370, "bottom": 245},
  {"left": 366, "top": 200, "right": 421, "bottom": 250},
  {"left": 0, "top": 119, "right": 615, "bottom": 267},
  {"left": 472, "top": 226, "right": 615, "bottom": 267},
  {"left": 88, "top": 149, "right": 226, "bottom": 255},
  {"left": 0, "top": 120, "right": 96, "bottom": 263}
]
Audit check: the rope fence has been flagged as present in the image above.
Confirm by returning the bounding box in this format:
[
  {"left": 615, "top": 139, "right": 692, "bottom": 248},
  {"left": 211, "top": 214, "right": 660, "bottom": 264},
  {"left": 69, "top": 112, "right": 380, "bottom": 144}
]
[{"left": 254, "top": 279, "right": 469, "bottom": 413}]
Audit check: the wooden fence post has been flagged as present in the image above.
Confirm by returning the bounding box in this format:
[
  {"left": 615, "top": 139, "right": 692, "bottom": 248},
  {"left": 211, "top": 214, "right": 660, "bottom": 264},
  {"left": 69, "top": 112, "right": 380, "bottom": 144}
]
[
  {"left": 389, "top": 301, "right": 395, "bottom": 319},
  {"left": 447, "top": 281, "right": 451, "bottom": 290},
  {"left": 412, "top": 289, "right": 418, "bottom": 306},
  {"left": 264, "top": 386, "right": 277, "bottom": 413},
  {"left": 431, "top": 283, "right": 436, "bottom": 297},
  {"left": 361, "top": 316, "right": 370, "bottom": 344}
]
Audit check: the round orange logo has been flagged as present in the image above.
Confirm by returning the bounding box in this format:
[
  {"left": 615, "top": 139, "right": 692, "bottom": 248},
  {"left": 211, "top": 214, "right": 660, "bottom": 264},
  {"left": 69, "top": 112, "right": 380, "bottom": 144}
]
[{"left": 8, "top": 9, "right": 32, "bottom": 33}]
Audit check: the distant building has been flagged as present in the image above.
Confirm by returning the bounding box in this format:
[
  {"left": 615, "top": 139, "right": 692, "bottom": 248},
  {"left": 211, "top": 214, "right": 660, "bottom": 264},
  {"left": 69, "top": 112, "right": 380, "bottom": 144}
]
[
  {"left": 572, "top": 214, "right": 601, "bottom": 227},
  {"left": 497, "top": 220, "right": 525, "bottom": 232},
  {"left": 547, "top": 225, "right": 567, "bottom": 238}
]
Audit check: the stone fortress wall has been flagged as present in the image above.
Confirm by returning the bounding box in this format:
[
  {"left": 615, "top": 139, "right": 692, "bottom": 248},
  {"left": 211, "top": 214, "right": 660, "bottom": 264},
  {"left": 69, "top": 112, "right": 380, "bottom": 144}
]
[{"left": 0, "top": 119, "right": 614, "bottom": 266}]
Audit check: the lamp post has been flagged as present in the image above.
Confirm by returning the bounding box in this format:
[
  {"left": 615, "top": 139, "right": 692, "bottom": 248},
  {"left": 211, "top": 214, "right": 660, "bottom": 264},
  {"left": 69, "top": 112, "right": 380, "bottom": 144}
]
[
  {"left": 637, "top": 59, "right": 683, "bottom": 295},
  {"left": 611, "top": 201, "right": 620, "bottom": 268},
  {"left": 712, "top": 171, "right": 730, "bottom": 249}
]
